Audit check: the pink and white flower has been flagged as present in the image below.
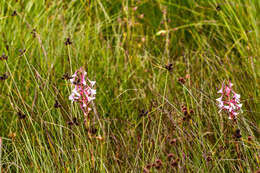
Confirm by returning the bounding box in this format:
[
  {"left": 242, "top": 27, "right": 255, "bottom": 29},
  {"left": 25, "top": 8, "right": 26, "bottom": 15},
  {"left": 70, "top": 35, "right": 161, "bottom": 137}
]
[
  {"left": 216, "top": 81, "right": 242, "bottom": 120},
  {"left": 69, "top": 67, "right": 96, "bottom": 116}
]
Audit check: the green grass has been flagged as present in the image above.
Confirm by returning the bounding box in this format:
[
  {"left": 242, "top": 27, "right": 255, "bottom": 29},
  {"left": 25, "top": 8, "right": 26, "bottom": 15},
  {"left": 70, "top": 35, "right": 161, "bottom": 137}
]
[{"left": 0, "top": 0, "right": 259, "bottom": 172}]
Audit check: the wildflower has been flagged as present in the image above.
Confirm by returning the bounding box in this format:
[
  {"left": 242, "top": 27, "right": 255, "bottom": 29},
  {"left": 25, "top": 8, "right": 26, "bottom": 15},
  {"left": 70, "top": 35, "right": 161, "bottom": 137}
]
[
  {"left": 69, "top": 67, "right": 96, "bottom": 118},
  {"left": 132, "top": 6, "right": 138, "bottom": 11},
  {"left": 156, "top": 30, "right": 166, "bottom": 36},
  {"left": 216, "top": 81, "right": 242, "bottom": 120},
  {"left": 139, "top": 14, "right": 144, "bottom": 19},
  {"left": 141, "top": 37, "right": 146, "bottom": 43}
]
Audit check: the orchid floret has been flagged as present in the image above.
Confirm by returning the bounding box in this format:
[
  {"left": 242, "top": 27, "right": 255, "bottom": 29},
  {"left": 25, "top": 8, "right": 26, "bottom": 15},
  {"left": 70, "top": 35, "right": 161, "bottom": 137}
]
[
  {"left": 216, "top": 81, "right": 242, "bottom": 120},
  {"left": 69, "top": 67, "right": 96, "bottom": 116}
]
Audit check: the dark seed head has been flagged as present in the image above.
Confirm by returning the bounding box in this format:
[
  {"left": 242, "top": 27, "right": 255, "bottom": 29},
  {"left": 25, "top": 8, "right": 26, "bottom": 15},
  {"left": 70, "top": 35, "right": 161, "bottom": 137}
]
[
  {"left": 5, "top": 44, "right": 9, "bottom": 51},
  {"left": 165, "top": 63, "right": 173, "bottom": 71},
  {"left": 73, "top": 78, "right": 81, "bottom": 85},
  {"left": 206, "top": 156, "right": 212, "bottom": 162},
  {"left": 216, "top": 5, "right": 221, "bottom": 11},
  {"left": 19, "top": 49, "right": 26, "bottom": 56},
  {"left": 171, "top": 159, "right": 179, "bottom": 167},
  {"left": 234, "top": 129, "right": 242, "bottom": 139},
  {"left": 0, "top": 74, "right": 8, "bottom": 81},
  {"left": 143, "top": 168, "right": 150, "bottom": 173},
  {"left": 88, "top": 127, "right": 98, "bottom": 134},
  {"left": 145, "top": 164, "right": 152, "bottom": 170},
  {"left": 17, "top": 112, "right": 26, "bottom": 119},
  {"left": 155, "top": 164, "right": 161, "bottom": 170},
  {"left": 54, "top": 100, "right": 61, "bottom": 108},
  {"left": 156, "top": 159, "right": 162, "bottom": 165},
  {"left": 170, "top": 138, "right": 177, "bottom": 145},
  {"left": 67, "top": 121, "right": 74, "bottom": 126},
  {"left": 248, "top": 135, "right": 253, "bottom": 141},
  {"left": 0, "top": 53, "right": 8, "bottom": 60},
  {"left": 181, "top": 106, "right": 187, "bottom": 112},
  {"left": 139, "top": 109, "right": 148, "bottom": 117},
  {"left": 61, "top": 73, "right": 73, "bottom": 80},
  {"left": 65, "top": 37, "right": 72, "bottom": 45},
  {"left": 167, "top": 153, "right": 175, "bottom": 160},
  {"left": 31, "top": 29, "right": 36, "bottom": 37},
  {"left": 11, "top": 10, "right": 17, "bottom": 16},
  {"left": 67, "top": 117, "right": 79, "bottom": 126},
  {"left": 178, "top": 77, "right": 186, "bottom": 84},
  {"left": 73, "top": 117, "right": 79, "bottom": 126}
]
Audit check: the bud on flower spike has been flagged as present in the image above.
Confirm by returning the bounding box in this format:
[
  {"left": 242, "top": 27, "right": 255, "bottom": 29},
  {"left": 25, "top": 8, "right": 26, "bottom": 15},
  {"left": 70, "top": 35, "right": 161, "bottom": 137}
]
[
  {"left": 69, "top": 68, "right": 96, "bottom": 117},
  {"left": 216, "top": 81, "right": 242, "bottom": 120}
]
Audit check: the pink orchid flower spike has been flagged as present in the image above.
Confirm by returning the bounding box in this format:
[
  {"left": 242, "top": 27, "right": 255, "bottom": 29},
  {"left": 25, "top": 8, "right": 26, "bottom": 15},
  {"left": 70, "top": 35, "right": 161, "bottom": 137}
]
[
  {"left": 69, "top": 67, "right": 96, "bottom": 122},
  {"left": 216, "top": 81, "right": 242, "bottom": 120}
]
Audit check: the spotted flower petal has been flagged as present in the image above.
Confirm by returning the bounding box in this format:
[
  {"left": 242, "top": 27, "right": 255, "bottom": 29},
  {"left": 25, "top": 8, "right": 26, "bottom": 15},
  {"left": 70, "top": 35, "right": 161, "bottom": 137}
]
[
  {"left": 216, "top": 81, "right": 242, "bottom": 119},
  {"left": 69, "top": 68, "right": 96, "bottom": 116}
]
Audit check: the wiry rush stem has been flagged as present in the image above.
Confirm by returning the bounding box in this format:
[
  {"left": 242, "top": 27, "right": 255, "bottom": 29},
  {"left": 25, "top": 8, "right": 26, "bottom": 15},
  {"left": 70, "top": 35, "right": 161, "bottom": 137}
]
[
  {"left": 84, "top": 112, "right": 90, "bottom": 129},
  {"left": 0, "top": 137, "right": 2, "bottom": 173}
]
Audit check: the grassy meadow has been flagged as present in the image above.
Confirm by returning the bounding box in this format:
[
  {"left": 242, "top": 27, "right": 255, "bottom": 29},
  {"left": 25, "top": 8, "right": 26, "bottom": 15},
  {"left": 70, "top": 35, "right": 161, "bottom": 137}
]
[{"left": 0, "top": 0, "right": 260, "bottom": 172}]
